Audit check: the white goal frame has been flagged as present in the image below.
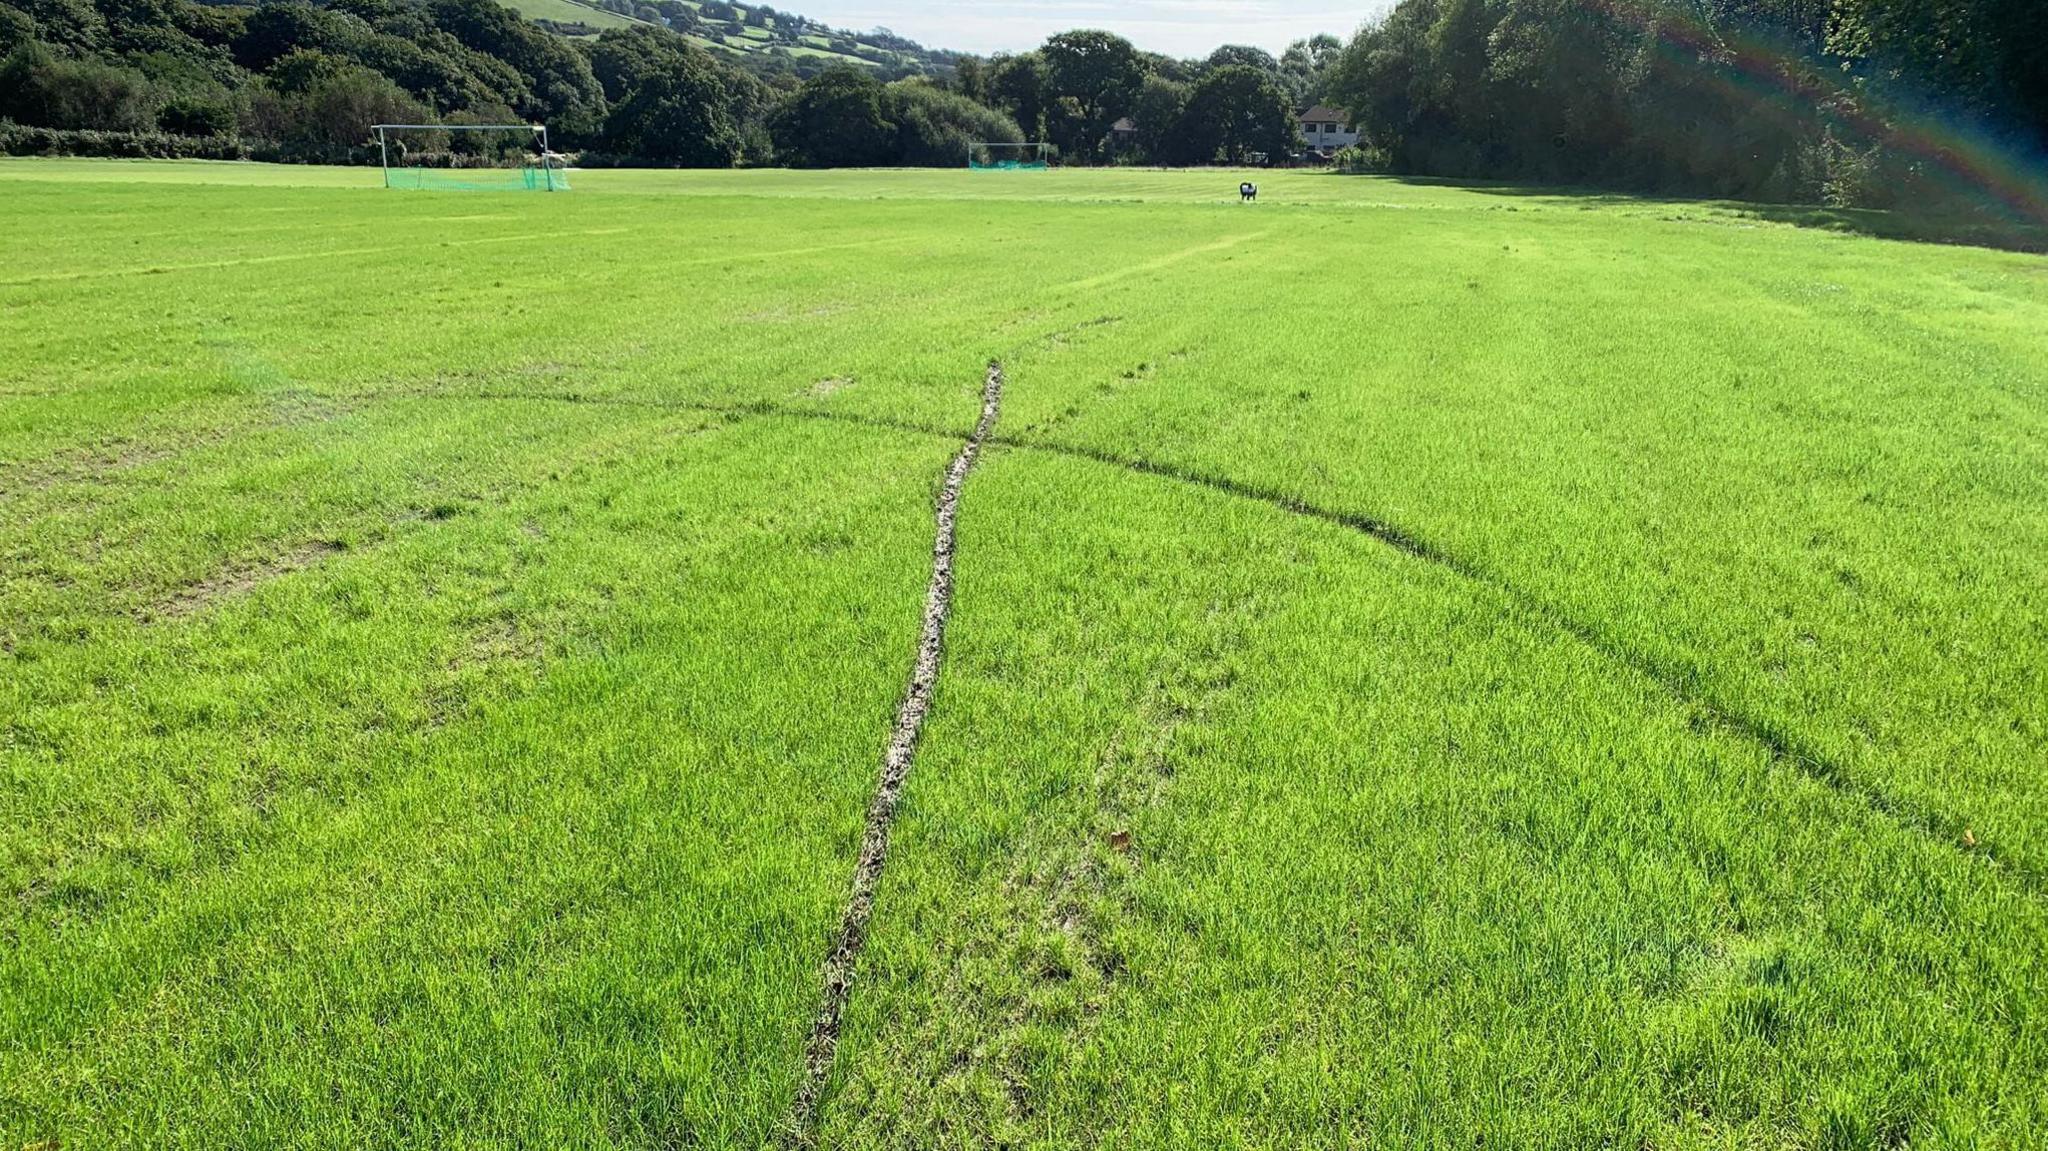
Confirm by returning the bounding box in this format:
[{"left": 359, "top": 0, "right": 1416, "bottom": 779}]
[
  {"left": 967, "top": 141, "right": 1052, "bottom": 169},
  {"left": 373, "top": 123, "right": 564, "bottom": 191}
]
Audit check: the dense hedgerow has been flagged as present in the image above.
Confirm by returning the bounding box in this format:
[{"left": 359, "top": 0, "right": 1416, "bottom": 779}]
[{"left": 0, "top": 121, "right": 251, "bottom": 158}]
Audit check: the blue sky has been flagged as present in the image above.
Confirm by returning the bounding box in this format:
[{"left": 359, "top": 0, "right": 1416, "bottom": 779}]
[{"left": 789, "top": 1, "right": 1388, "bottom": 59}]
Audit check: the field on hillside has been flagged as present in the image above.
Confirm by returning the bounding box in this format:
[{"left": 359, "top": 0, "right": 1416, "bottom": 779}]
[
  {"left": 499, "top": 0, "right": 653, "bottom": 32},
  {"left": 3, "top": 159, "right": 2046, "bottom": 1148}
]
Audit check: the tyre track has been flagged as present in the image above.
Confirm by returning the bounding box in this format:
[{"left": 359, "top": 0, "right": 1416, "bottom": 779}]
[
  {"left": 997, "top": 435, "right": 2045, "bottom": 896},
  {"left": 785, "top": 361, "right": 1004, "bottom": 1142},
  {"left": 403, "top": 386, "right": 2039, "bottom": 893}
]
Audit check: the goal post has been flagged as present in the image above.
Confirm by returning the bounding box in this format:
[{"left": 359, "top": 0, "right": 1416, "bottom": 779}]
[
  {"left": 968, "top": 141, "right": 1051, "bottom": 170},
  {"left": 374, "top": 123, "right": 568, "bottom": 191}
]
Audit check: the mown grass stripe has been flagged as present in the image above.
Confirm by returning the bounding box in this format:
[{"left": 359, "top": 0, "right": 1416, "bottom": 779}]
[
  {"left": 784, "top": 362, "right": 1005, "bottom": 1142},
  {"left": 0, "top": 229, "right": 632, "bottom": 286}
]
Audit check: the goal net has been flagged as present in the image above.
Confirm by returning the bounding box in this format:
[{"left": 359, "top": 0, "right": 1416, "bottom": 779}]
[
  {"left": 968, "top": 141, "right": 1051, "bottom": 170},
  {"left": 374, "top": 123, "right": 568, "bottom": 191}
]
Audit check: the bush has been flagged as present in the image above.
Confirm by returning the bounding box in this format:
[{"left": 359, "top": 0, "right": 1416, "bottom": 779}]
[
  {"left": 157, "top": 94, "right": 236, "bottom": 136},
  {"left": 887, "top": 80, "right": 1021, "bottom": 166},
  {"left": 769, "top": 65, "right": 893, "bottom": 167},
  {"left": 600, "top": 51, "right": 743, "bottom": 166},
  {"left": 0, "top": 121, "right": 251, "bottom": 159},
  {"left": 1171, "top": 65, "right": 1297, "bottom": 165},
  {"left": 241, "top": 64, "right": 430, "bottom": 162},
  {"left": 0, "top": 43, "right": 156, "bottom": 131},
  {"left": 1329, "top": 144, "right": 1377, "bottom": 173}
]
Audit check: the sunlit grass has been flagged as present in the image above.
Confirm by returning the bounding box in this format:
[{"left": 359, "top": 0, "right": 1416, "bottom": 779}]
[{"left": 2, "top": 160, "right": 2043, "bottom": 1147}]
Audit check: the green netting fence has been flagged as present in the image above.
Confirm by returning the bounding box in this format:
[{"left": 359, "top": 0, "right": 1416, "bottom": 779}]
[
  {"left": 967, "top": 143, "right": 1051, "bottom": 170},
  {"left": 383, "top": 165, "right": 567, "bottom": 191},
  {"left": 375, "top": 123, "right": 566, "bottom": 192}
]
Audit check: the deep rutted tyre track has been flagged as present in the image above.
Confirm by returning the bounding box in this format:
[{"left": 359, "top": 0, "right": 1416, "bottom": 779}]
[{"left": 785, "top": 362, "right": 1004, "bottom": 1141}]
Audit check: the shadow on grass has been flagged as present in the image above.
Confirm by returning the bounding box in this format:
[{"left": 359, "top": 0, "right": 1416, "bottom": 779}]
[
  {"left": 1714, "top": 201, "right": 2048, "bottom": 254},
  {"left": 1349, "top": 171, "right": 2048, "bottom": 254}
]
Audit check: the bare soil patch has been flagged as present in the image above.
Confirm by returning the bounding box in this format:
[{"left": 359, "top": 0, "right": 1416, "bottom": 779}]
[{"left": 145, "top": 539, "right": 346, "bottom": 622}]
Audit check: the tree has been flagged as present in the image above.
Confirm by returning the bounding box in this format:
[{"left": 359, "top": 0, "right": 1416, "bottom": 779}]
[
  {"left": 1205, "top": 44, "right": 1277, "bottom": 75},
  {"left": 949, "top": 55, "right": 988, "bottom": 104},
  {"left": 1326, "top": 0, "right": 1501, "bottom": 175},
  {"left": 1485, "top": 0, "right": 1629, "bottom": 178},
  {"left": 0, "top": 41, "right": 156, "bottom": 130},
  {"left": 1319, "top": 0, "right": 2048, "bottom": 208},
  {"left": 10, "top": 0, "right": 105, "bottom": 54},
  {"left": 254, "top": 63, "right": 427, "bottom": 158},
  {"left": 1173, "top": 64, "right": 1298, "bottom": 163},
  {"left": 1040, "top": 29, "right": 1141, "bottom": 161},
  {"left": 887, "top": 78, "right": 1021, "bottom": 165},
  {"left": 588, "top": 23, "right": 685, "bottom": 102},
  {"left": 1128, "top": 72, "right": 1189, "bottom": 160},
  {"left": 769, "top": 64, "right": 894, "bottom": 166},
  {"left": 1279, "top": 33, "right": 1342, "bottom": 104},
  {"left": 264, "top": 45, "right": 345, "bottom": 92},
  {"left": 1830, "top": 0, "right": 2047, "bottom": 146},
  {"left": 986, "top": 51, "right": 1047, "bottom": 139},
  {"left": 0, "top": 5, "right": 36, "bottom": 57},
  {"left": 1139, "top": 49, "right": 1200, "bottom": 85},
  {"left": 157, "top": 92, "right": 237, "bottom": 135},
  {"left": 233, "top": 1, "right": 360, "bottom": 72},
  {"left": 426, "top": 0, "right": 604, "bottom": 123},
  {"left": 601, "top": 49, "right": 743, "bottom": 164}
]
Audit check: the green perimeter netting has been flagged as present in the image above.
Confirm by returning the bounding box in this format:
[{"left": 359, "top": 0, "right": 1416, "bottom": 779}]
[
  {"left": 384, "top": 166, "right": 566, "bottom": 191},
  {"left": 377, "top": 123, "right": 565, "bottom": 191},
  {"left": 968, "top": 143, "right": 1049, "bottom": 170}
]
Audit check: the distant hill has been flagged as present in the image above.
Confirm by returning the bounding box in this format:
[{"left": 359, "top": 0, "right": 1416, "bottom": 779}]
[{"left": 500, "top": 0, "right": 956, "bottom": 77}]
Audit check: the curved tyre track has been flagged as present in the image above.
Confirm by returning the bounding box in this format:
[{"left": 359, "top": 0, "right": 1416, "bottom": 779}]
[{"left": 422, "top": 387, "right": 2036, "bottom": 891}]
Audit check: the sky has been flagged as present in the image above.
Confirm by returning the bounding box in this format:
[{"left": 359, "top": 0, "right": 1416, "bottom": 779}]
[{"left": 787, "top": 1, "right": 1388, "bottom": 59}]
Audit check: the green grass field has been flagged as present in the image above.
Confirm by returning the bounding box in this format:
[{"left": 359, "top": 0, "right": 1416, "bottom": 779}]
[
  {"left": 498, "top": 0, "right": 655, "bottom": 31},
  {"left": 3, "top": 159, "right": 2045, "bottom": 1148}
]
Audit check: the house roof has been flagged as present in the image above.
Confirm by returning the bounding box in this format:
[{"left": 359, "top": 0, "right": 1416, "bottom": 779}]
[
  {"left": 1110, "top": 117, "right": 1138, "bottom": 132},
  {"left": 1297, "top": 105, "right": 1346, "bottom": 123}
]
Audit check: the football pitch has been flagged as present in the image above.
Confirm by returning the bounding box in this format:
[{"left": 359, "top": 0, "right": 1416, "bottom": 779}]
[{"left": 3, "top": 158, "right": 2046, "bottom": 1148}]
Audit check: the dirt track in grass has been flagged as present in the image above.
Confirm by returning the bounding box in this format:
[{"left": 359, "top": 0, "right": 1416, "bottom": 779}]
[{"left": 785, "top": 362, "right": 1005, "bottom": 1142}]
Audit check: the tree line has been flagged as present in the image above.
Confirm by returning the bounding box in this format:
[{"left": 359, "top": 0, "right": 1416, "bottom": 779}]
[
  {"left": 1324, "top": 0, "right": 2045, "bottom": 216},
  {"left": 2, "top": 0, "right": 2041, "bottom": 219},
  {"left": 0, "top": 0, "right": 1333, "bottom": 166}
]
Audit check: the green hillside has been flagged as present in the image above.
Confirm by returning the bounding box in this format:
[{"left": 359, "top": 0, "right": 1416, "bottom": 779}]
[
  {"left": 499, "top": 0, "right": 654, "bottom": 33},
  {"left": 500, "top": 0, "right": 938, "bottom": 72}
]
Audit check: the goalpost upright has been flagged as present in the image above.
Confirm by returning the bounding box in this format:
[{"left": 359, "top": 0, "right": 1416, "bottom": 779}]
[{"left": 374, "top": 123, "right": 566, "bottom": 191}]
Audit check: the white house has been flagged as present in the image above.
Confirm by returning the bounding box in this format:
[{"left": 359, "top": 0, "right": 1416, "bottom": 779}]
[{"left": 1297, "top": 105, "right": 1359, "bottom": 156}]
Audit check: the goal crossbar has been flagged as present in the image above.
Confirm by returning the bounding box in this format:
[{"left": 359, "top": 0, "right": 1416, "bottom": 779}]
[{"left": 374, "top": 123, "right": 565, "bottom": 191}]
